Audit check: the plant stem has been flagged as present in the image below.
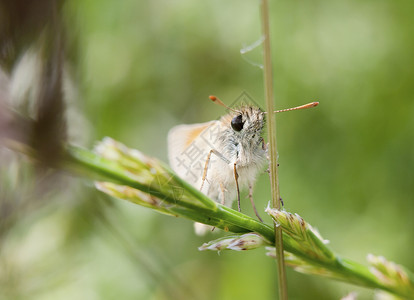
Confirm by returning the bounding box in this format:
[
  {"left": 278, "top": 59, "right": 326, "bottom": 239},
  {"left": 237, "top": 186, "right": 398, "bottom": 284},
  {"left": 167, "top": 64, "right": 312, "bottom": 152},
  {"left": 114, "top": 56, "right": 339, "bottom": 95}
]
[
  {"left": 14, "top": 138, "right": 411, "bottom": 298},
  {"left": 260, "top": 0, "right": 288, "bottom": 299}
]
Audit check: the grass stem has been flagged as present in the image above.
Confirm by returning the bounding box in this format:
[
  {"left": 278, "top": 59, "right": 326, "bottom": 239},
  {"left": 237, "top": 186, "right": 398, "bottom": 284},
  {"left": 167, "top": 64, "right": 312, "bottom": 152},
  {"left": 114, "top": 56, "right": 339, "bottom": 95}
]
[{"left": 260, "top": 0, "right": 288, "bottom": 299}]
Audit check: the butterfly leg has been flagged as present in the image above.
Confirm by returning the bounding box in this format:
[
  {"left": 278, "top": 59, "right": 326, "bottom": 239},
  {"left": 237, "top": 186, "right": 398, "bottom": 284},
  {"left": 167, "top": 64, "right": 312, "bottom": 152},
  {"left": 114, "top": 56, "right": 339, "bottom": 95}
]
[
  {"left": 200, "top": 149, "right": 214, "bottom": 192},
  {"left": 233, "top": 163, "right": 241, "bottom": 212},
  {"left": 200, "top": 149, "right": 230, "bottom": 192},
  {"left": 248, "top": 184, "right": 263, "bottom": 222}
]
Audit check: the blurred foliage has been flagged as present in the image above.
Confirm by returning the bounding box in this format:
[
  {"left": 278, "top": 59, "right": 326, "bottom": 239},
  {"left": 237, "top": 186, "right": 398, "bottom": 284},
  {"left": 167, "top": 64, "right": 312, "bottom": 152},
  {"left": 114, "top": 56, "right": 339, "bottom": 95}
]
[{"left": 1, "top": 0, "right": 414, "bottom": 299}]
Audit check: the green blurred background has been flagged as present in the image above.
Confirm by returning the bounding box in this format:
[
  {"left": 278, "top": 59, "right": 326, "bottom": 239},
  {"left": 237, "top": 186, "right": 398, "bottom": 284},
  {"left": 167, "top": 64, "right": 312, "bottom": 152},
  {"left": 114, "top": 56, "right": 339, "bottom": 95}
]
[{"left": 1, "top": 0, "right": 414, "bottom": 299}]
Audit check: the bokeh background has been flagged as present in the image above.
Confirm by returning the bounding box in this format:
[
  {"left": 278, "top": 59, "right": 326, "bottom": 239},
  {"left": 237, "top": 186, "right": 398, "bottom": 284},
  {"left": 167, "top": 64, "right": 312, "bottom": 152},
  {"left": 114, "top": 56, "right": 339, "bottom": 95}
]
[{"left": 1, "top": 0, "right": 414, "bottom": 299}]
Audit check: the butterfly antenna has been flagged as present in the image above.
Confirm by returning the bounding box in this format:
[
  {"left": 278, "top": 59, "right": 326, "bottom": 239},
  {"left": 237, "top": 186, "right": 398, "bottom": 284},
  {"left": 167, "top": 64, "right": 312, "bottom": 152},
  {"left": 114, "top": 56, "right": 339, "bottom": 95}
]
[
  {"left": 209, "top": 95, "right": 240, "bottom": 113},
  {"left": 264, "top": 101, "right": 319, "bottom": 114}
]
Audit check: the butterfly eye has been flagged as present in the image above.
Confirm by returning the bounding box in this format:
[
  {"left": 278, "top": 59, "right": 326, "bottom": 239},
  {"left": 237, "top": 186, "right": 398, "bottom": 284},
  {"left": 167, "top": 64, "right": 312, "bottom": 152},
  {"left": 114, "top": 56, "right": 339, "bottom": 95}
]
[{"left": 231, "top": 115, "right": 244, "bottom": 132}]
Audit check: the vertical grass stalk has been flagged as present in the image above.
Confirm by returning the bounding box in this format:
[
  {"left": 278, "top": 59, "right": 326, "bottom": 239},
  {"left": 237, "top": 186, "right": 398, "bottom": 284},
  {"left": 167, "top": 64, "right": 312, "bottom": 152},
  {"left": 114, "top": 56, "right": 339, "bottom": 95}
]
[{"left": 260, "top": 0, "right": 288, "bottom": 298}]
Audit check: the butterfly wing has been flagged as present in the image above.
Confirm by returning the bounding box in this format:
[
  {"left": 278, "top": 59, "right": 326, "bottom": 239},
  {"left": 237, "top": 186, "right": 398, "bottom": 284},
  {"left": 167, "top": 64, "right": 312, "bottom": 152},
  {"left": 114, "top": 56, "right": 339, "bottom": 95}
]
[{"left": 168, "top": 120, "right": 220, "bottom": 186}]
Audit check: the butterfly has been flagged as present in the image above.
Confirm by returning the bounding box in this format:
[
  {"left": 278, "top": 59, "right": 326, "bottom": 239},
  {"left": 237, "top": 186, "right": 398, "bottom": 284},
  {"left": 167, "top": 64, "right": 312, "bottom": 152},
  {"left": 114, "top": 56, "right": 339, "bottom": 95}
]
[{"left": 168, "top": 95, "right": 318, "bottom": 233}]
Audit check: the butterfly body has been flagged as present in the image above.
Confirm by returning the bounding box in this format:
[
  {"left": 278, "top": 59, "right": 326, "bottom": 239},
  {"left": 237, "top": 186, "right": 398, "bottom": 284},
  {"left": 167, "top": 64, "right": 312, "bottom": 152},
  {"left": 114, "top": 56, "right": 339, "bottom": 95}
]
[{"left": 168, "top": 106, "right": 267, "bottom": 207}]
